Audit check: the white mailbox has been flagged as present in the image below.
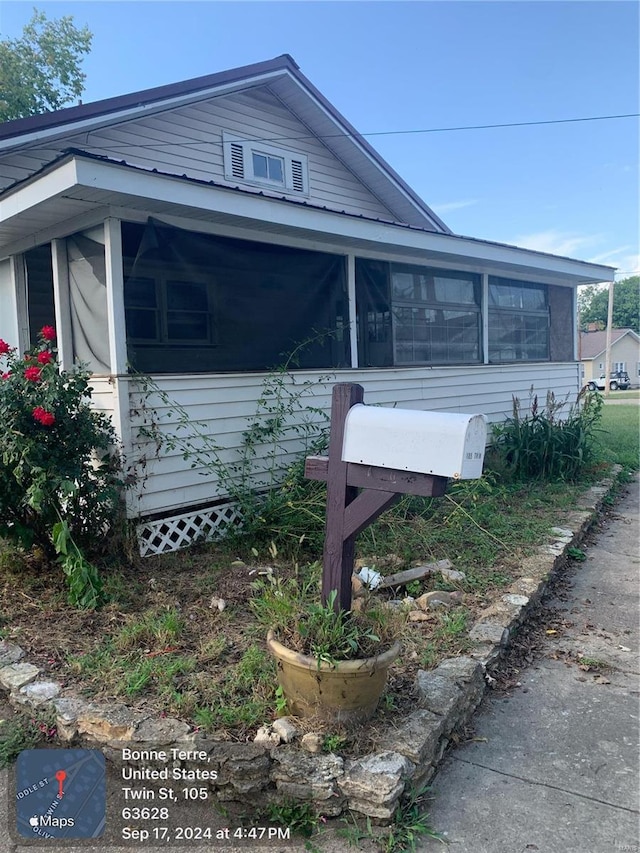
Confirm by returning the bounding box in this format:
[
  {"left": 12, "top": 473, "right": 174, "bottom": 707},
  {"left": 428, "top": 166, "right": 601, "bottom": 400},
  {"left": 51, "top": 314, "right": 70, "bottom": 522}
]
[{"left": 341, "top": 405, "right": 487, "bottom": 480}]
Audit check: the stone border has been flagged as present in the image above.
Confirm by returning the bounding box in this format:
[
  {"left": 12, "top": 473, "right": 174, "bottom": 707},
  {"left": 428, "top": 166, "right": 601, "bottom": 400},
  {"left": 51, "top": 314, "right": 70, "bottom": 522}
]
[{"left": 0, "top": 471, "right": 621, "bottom": 822}]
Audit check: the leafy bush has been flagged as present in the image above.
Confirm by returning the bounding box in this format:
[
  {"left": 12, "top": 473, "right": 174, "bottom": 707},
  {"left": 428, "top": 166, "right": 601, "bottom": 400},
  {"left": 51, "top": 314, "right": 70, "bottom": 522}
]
[
  {"left": 0, "top": 328, "right": 124, "bottom": 606},
  {"left": 491, "top": 389, "right": 603, "bottom": 482}
]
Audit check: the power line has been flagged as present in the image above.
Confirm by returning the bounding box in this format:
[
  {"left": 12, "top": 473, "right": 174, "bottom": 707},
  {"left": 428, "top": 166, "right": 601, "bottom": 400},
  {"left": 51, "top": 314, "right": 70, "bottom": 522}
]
[{"left": 83, "top": 111, "right": 640, "bottom": 152}]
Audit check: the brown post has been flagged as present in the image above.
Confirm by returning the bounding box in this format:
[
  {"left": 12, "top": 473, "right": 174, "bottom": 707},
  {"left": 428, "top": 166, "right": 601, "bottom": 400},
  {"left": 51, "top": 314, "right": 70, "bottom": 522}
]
[{"left": 322, "top": 383, "right": 363, "bottom": 611}]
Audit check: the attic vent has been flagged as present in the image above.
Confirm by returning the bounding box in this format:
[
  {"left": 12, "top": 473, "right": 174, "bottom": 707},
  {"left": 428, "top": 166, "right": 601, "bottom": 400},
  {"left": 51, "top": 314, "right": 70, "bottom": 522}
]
[
  {"left": 223, "top": 132, "right": 309, "bottom": 197},
  {"left": 291, "top": 159, "right": 305, "bottom": 193},
  {"left": 230, "top": 142, "right": 244, "bottom": 179}
]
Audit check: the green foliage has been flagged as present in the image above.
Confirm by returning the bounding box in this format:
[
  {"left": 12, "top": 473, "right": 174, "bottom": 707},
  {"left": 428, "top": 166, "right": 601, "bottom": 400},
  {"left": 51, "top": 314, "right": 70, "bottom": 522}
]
[
  {"left": 0, "top": 9, "right": 92, "bottom": 121},
  {"left": 0, "top": 709, "right": 57, "bottom": 768},
  {"left": 491, "top": 389, "right": 604, "bottom": 482},
  {"left": 251, "top": 567, "right": 403, "bottom": 663},
  {"left": 381, "top": 786, "right": 443, "bottom": 852},
  {"left": 578, "top": 277, "right": 639, "bottom": 333},
  {"left": 322, "top": 732, "right": 347, "bottom": 753},
  {"left": 263, "top": 799, "right": 319, "bottom": 838},
  {"left": 567, "top": 546, "right": 586, "bottom": 562},
  {"left": 595, "top": 402, "right": 640, "bottom": 472},
  {"left": 0, "top": 329, "right": 123, "bottom": 607},
  {"left": 134, "top": 337, "right": 332, "bottom": 558}
]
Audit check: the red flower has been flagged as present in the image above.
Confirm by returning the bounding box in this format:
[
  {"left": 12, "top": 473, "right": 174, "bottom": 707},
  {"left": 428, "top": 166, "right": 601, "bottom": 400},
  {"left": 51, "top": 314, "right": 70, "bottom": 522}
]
[
  {"left": 0, "top": 339, "right": 10, "bottom": 355},
  {"left": 24, "top": 366, "right": 42, "bottom": 381},
  {"left": 40, "top": 326, "right": 56, "bottom": 341},
  {"left": 32, "top": 407, "right": 55, "bottom": 427},
  {"left": 37, "top": 350, "right": 53, "bottom": 365},
  {"left": 1, "top": 372, "right": 10, "bottom": 380}
]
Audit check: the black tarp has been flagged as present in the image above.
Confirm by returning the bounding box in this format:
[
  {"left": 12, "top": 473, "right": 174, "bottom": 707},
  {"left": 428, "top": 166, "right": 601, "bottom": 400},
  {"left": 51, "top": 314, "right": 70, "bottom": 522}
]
[{"left": 122, "top": 219, "right": 349, "bottom": 373}]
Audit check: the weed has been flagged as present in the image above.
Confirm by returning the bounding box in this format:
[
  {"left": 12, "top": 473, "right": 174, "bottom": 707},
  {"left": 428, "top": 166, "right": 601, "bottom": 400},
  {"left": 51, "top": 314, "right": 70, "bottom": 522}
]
[
  {"left": 577, "top": 656, "right": 610, "bottom": 671},
  {"left": 322, "top": 733, "right": 347, "bottom": 753},
  {"left": 567, "top": 546, "right": 587, "bottom": 562},
  {"left": 263, "top": 799, "right": 319, "bottom": 838},
  {"left": 274, "top": 685, "right": 288, "bottom": 716},
  {"left": 381, "top": 786, "right": 444, "bottom": 852},
  {"left": 405, "top": 580, "right": 422, "bottom": 597},
  {"left": 0, "top": 710, "right": 57, "bottom": 768}
]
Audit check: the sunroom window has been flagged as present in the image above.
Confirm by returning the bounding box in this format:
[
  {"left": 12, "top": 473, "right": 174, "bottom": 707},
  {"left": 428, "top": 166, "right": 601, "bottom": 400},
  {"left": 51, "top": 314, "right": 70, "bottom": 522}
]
[{"left": 488, "top": 277, "right": 549, "bottom": 362}]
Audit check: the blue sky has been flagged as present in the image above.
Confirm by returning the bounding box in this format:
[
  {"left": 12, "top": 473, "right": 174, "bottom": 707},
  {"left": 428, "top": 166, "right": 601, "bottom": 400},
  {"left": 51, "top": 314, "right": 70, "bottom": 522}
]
[{"left": 2, "top": 1, "right": 638, "bottom": 280}]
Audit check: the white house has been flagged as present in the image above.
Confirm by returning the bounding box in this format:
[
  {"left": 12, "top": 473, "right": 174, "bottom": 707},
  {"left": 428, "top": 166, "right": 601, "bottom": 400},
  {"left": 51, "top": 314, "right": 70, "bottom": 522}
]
[{"left": 0, "top": 55, "right": 615, "bottom": 553}]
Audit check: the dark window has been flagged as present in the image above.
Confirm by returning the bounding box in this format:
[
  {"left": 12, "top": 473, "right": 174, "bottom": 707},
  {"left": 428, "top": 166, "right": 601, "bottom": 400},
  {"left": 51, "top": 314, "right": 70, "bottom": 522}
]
[
  {"left": 25, "top": 244, "right": 55, "bottom": 344},
  {"left": 122, "top": 219, "right": 349, "bottom": 373},
  {"left": 488, "top": 277, "right": 549, "bottom": 362},
  {"left": 356, "top": 258, "right": 481, "bottom": 366}
]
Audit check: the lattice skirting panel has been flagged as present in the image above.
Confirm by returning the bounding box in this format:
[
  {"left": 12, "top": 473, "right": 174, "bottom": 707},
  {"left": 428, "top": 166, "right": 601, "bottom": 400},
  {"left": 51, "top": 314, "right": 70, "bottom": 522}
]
[{"left": 136, "top": 501, "right": 243, "bottom": 557}]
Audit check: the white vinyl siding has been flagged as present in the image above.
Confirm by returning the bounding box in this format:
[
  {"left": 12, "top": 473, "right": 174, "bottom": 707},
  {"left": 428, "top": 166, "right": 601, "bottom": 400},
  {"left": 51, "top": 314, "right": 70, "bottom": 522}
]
[
  {"left": 127, "top": 361, "right": 580, "bottom": 517},
  {"left": 0, "top": 88, "right": 396, "bottom": 220}
]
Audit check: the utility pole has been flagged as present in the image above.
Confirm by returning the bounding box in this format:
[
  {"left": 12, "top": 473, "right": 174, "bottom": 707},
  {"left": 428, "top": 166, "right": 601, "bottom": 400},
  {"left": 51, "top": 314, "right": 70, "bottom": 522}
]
[{"left": 604, "top": 279, "right": 615, "bottom": 398}]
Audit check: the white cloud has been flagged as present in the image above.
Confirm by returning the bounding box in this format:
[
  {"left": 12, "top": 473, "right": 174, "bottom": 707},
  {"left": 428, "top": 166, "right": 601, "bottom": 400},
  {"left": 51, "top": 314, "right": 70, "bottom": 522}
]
[
  {"left": 512, "top": 230, "right": 603, "bottom": 258},
  {"left": 431, "top": 199, "right": 479, "bottom": 214}
]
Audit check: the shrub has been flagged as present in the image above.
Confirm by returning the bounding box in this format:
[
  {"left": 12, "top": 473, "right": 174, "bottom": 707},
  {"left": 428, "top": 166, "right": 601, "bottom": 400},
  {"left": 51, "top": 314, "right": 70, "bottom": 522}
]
[
  {"left": 491, "top": 389, "right": 603, "bottom": 482},
  {"left": 0, "top": 328, "right": 124, "bottom": 606}
]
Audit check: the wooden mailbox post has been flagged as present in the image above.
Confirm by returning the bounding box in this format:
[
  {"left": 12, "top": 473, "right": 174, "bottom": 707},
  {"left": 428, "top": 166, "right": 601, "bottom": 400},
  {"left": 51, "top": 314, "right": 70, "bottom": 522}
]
[{"left": 305, "top": 382, "right": 473, "bottom": 612}]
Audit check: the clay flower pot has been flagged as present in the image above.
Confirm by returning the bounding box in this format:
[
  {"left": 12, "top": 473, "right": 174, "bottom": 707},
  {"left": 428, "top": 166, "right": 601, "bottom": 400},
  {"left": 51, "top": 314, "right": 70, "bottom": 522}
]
[{"left": 267, "top": 630, "right": 401, "bottom": 724}]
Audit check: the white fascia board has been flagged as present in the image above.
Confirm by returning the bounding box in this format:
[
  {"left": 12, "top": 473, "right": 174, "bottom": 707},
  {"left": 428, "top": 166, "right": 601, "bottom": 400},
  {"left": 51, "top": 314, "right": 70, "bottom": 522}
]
[
  {"left": 0, "top": 72, "right": 286, "bottom": 154},
  {"left": 0, "top": 159, "right": 79, "bottom": 219},
  {"left": 3, "top": 156, "right": 615, "bottom": 285}
]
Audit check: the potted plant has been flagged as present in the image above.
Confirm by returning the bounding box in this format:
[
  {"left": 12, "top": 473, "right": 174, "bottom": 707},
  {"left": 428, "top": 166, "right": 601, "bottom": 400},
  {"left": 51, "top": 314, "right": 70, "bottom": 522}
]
[{"left": 252, "top": 570, "right": 403, "bottom": 723}]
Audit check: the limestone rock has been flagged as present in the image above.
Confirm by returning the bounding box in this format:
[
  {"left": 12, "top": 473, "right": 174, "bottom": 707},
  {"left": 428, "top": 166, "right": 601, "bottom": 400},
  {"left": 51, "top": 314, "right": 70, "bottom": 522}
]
[
  {"left": 341, "top": 751, "right": 413, "bottom": 817},
  {"left": 254, "top": 725, "right": 281, "bottom": 746},
  {"left": 76, "top": 703, "right": 144, "bottom": 743},
  {"left": 383, "top": 710, "right": 444, "bottom": 766},
  {"left": 415, "top": 672, "right": 464, "bottom": 725},
  {"left": 300, "top": 733, "right": 323, "bottom": 754},
  {"left": 440, "top": 567, "right": 466, "bottom": 582},
  {"left": 212, "top": 743, "right": 271, "bottom": 795},
  {"left": 15, "top": 680, "right": 61, "bottom": 707},
  {"left": 408, "top": 611, "right": 430, "bottom": 622},
  {"left": 271, "top": 746, "right": 344, "bottom": 813},
  {"left": 0, "top": 662, "right": 40, "bottom": 690},
  {"left": 415, "top": 591, "right": 463, "bottom": 611},
  {"left": 272, "top": 717, "right": 298, "bottom": 743},
  {"left": 0, "top": 640, "right": 25, "bottom": 667},
  {"left": 132, "top": 716, "right": 191, "bottom": 745},
  {"left": 469, "top": 621, "right": 510, "bottom": 647}
]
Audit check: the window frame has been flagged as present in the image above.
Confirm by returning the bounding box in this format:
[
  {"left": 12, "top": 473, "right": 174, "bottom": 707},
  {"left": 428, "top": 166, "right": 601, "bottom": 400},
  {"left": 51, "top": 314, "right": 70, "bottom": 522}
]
[
  {"left": 389, "top": 263, "right": 482, "bottom": 366},
  {"left": 124, "top": 263, "right": 216, "bottom": 347},
  {"left": 488, "top": 276, "right": 550, "bottom": 363},
  {"left": 223, "top": 132, "right": 309, "bottom": 196}
]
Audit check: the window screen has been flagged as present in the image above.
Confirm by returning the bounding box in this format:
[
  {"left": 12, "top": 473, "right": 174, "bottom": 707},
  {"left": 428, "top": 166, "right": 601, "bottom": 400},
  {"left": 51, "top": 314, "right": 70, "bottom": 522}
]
[
  {"left": 488, "top": 277, "right": 549, "bottom": 362},
  {"left": 122, "top": 219, "right": 349, "bottom": 374}
]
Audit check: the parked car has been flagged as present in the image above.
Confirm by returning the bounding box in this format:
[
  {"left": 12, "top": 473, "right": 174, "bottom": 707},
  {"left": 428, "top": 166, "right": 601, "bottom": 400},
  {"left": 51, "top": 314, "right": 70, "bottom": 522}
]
[{"left": 587, "top": 371, "right": 631, "bottom": 391}]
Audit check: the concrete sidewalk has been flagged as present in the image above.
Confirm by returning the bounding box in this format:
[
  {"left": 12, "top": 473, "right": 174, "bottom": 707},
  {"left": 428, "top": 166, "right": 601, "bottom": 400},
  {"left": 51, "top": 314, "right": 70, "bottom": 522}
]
[{"left": 419, "top": 475, "right": 640, "bottom": 853}]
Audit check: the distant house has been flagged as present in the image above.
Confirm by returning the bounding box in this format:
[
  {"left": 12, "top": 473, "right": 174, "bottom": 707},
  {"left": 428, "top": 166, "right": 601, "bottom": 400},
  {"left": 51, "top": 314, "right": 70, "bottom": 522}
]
[
  {"left": 579, "top": 328, "right": 640, "bottom": 385},
  {"left": 0, "top": 55, "right": 615, "bottom": 553}
]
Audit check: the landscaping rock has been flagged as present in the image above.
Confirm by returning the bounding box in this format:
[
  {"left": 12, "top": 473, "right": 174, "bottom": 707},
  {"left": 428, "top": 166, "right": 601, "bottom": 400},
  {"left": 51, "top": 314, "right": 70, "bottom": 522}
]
[
  {"left": 272, "top": 717, "right": 298, "bottom": 743},
  {"left": 76, "top": 703, "right": 143, "bottom": 743},
  {"left": 271, "top": 746, "right": 344, "bottom": 814},
  {"left": 440, "top": 567, "right": 466, "bottom": 582},
  {"left": 415, "top": 590, "right": 463, "bottom": 610},
  {"left": 415, "top": 673, "right": 465, "bottom": 726},
  {"left": 213, "top": 743, "right": 271, "bottom": 797},
  {"left": 300, "top": 733, "right": 323, "bottom": 753},
  {"left": 469, "top": 621, "right": 510, "bottom": 646},
  {"left": 0, "top": 662, "right": 40, "bottom": 690},
  {"left": 341, "top": 751, "right": 413, "bottom": 820},
  {"left": 408, "top": 611, "right": 430, "bottom": 622},
  {"left": 52, "top": 696, "right": 90, "bottom": 742},
  {"left": 383, "top": 709, "right": 444, "bottom": 765},
  {"left": 0, "top": 640, "right": 25, "bottom": 667},
  {"left": 132, "top": 716, "right": 191, "bottom": 745},
  {"left": 254, "top": 725, "right": 281, "bottom": 746},
  {"left": 15, "top": 680, "right": 61, "bottom": 707}
]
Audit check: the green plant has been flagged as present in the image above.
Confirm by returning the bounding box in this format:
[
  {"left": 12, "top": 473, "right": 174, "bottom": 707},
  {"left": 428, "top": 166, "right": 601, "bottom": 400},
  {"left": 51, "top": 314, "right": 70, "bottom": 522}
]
[
  {"left": 133, "top": 335, "right": 334, "bottom": 558},
  {"left": 380, "top": 786, "right": 443, "bottom": 852},
  {"left": 0, "top": 709, "right": 57, "bottom": 768},
  {"left": 274, "top": 685, "right": 288, "bottom": 716},
  {"left": 492, "top": 388, "right": 604, "bottom": 482},
  {"left": 322, "top": 732, "right": 347, "bottom": 753},
  {"left": 251, "top": 569, "right": 404, "bottom": 664},
  {"left": 263, "top": 799, "right": 319, "bottom": 838},
  {"left": 0, "top": 328, "right": 124, "bottom": 607},
  {"left": 567, "top": 546, "right": 587, "bottom": 562}
]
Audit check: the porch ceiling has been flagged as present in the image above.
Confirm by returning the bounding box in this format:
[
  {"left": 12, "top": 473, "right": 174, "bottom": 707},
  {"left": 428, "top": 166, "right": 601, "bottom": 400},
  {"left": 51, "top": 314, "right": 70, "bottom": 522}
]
[{"left": 0, "top": 154, "right": 615, "bottom": 286}]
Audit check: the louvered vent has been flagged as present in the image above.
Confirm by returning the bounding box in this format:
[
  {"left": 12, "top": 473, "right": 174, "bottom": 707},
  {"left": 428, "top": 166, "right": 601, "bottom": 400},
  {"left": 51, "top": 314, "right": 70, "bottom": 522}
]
[
  {"left": 291, "top": 159, "right": 305, "bottom": 192},
  {"left": 230, "top": 143, "right": 244, "bottom": 179}
]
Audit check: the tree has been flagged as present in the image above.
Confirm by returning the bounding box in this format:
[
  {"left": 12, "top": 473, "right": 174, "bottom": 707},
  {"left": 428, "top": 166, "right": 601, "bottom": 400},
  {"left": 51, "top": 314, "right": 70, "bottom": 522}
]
[
  {"left": 578, "top": 276, "right": 640, "bottom": 334},
  {"left": 0, "top": 9, "right": 92, "bottom": 122}
]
